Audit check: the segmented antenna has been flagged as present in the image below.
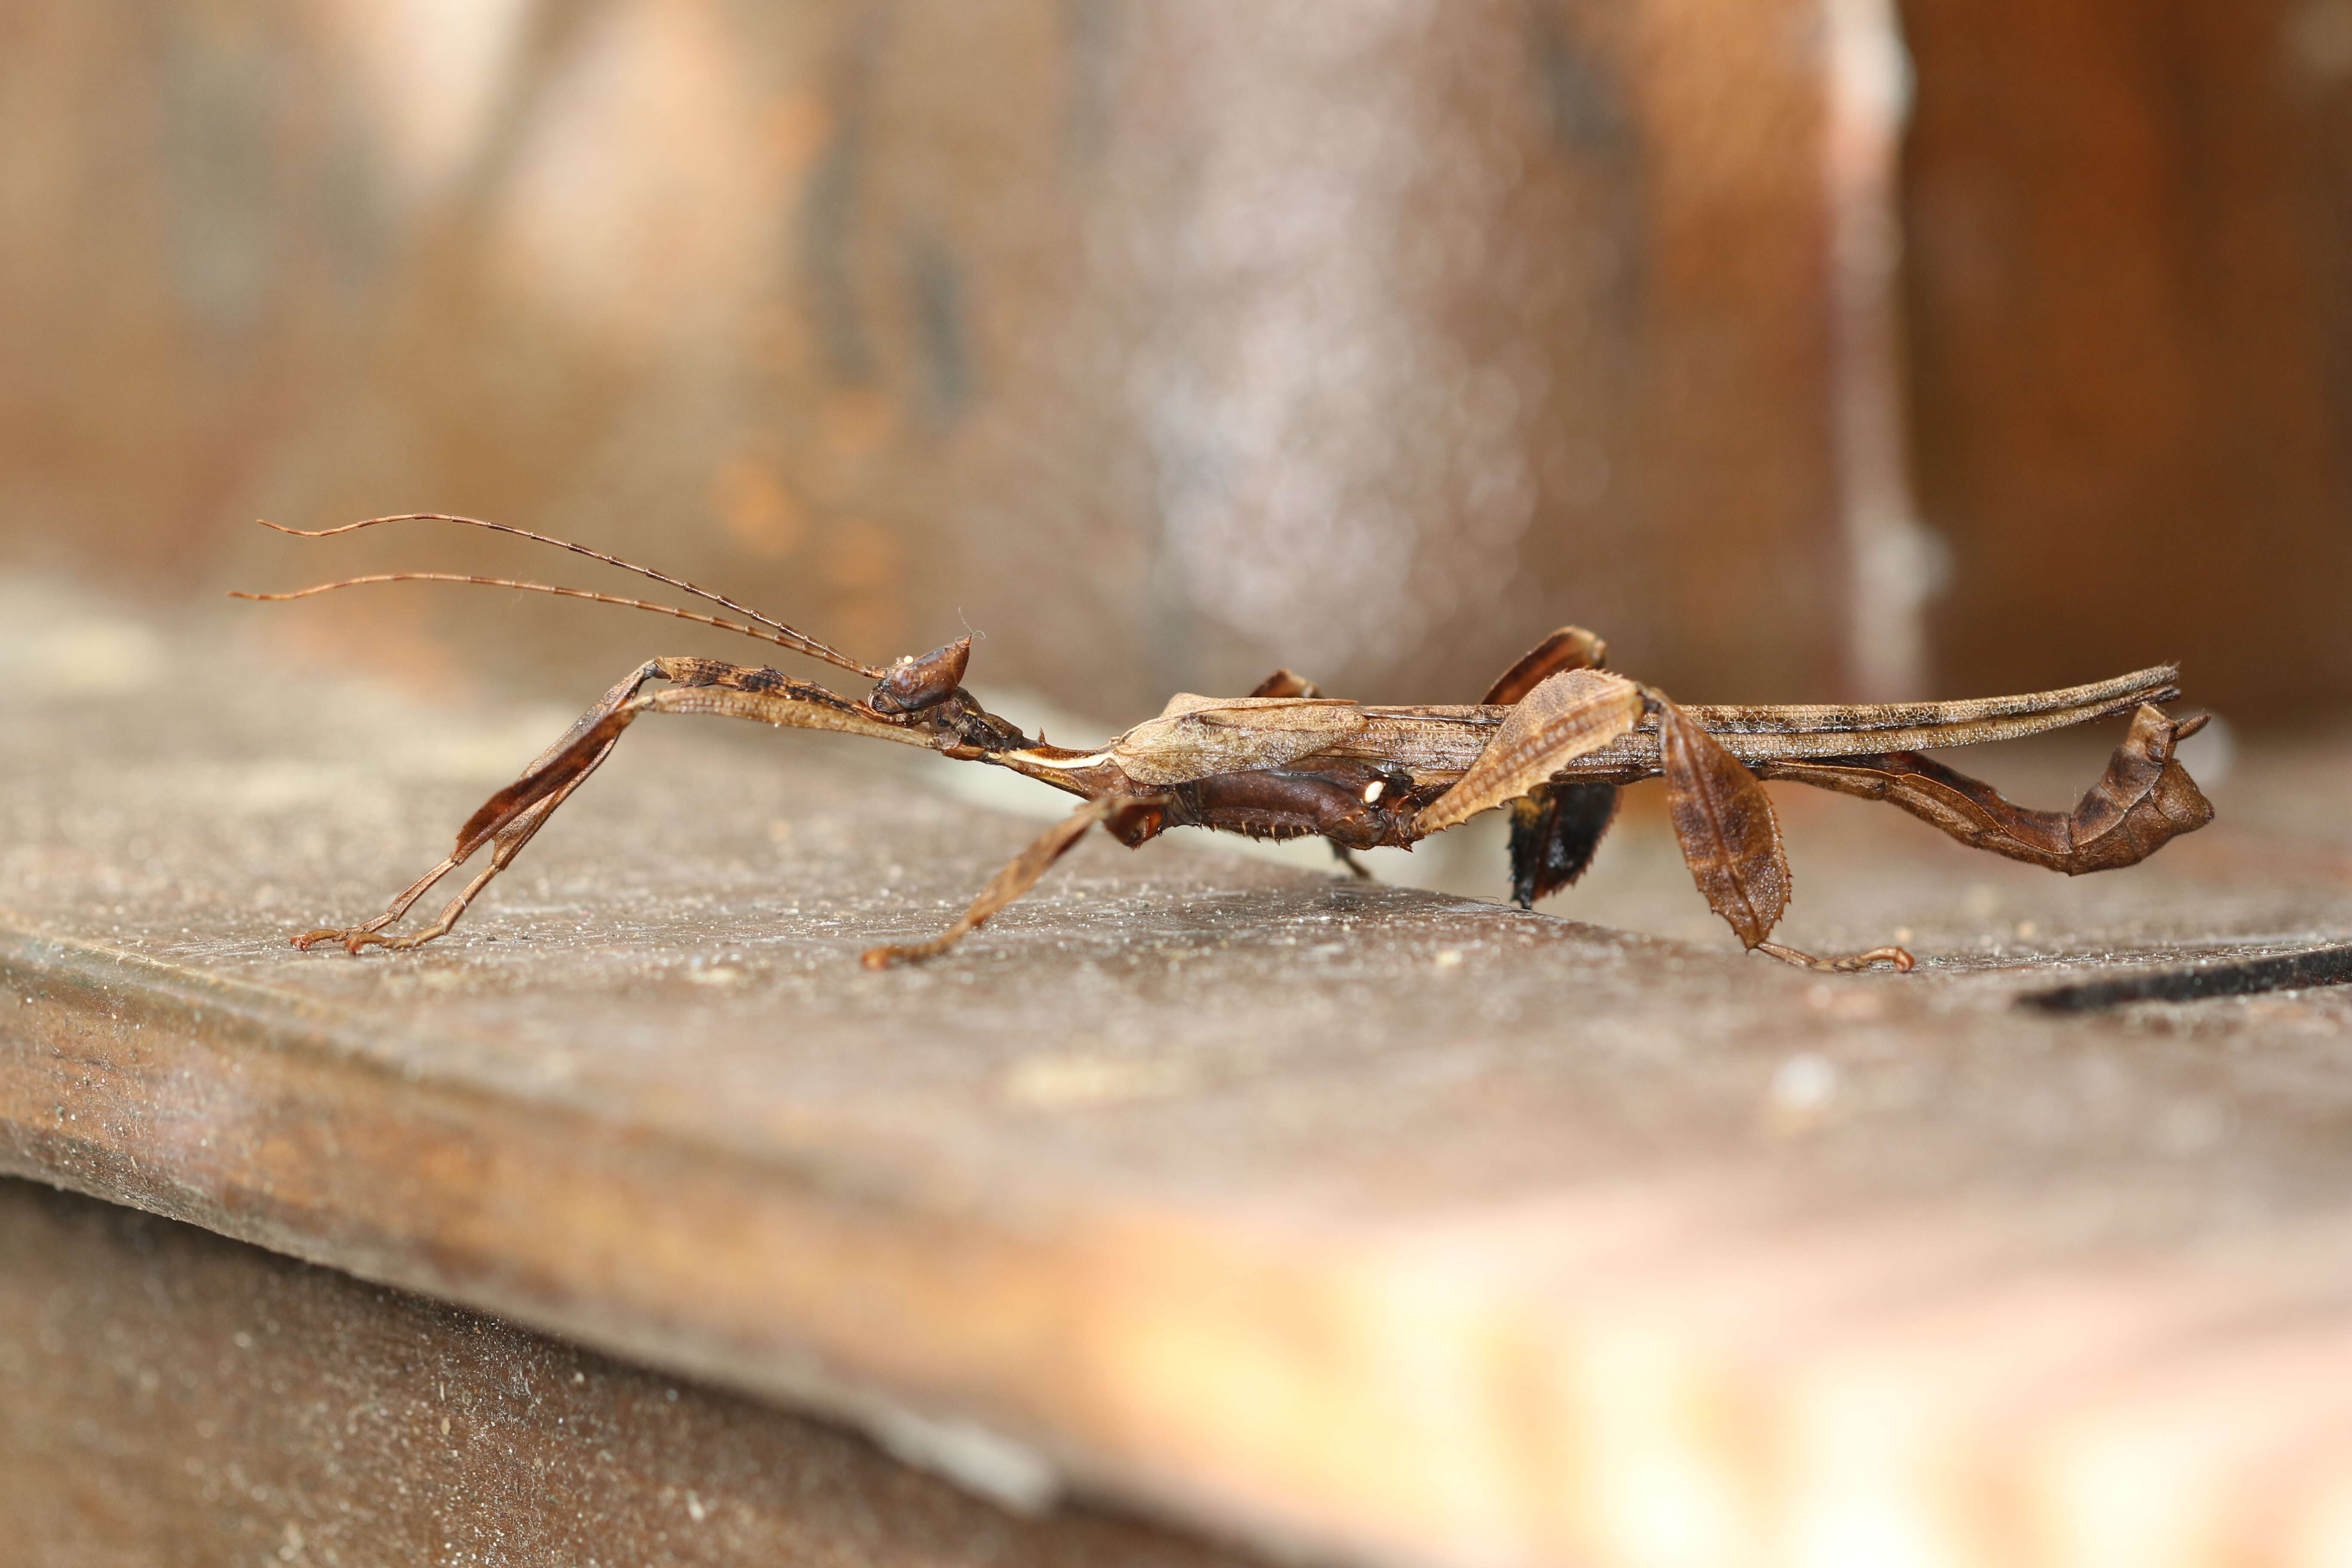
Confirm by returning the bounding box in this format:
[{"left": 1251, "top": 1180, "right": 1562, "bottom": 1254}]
[
  {"left": 228, "top": 573, "right": 886, "bottom": 667},
  {"left": 249, "top": 514, "right": 883, "bottom": 677}
]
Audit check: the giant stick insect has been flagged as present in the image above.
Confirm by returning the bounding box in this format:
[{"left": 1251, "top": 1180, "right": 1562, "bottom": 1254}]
[{"left": 239, "top": 515, "right": 2216, "bottom": 972}]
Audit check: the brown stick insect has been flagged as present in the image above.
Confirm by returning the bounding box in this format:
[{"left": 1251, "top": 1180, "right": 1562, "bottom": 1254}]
[{"left": 238, "top": 515, "right": 2216, "bottom": 973}]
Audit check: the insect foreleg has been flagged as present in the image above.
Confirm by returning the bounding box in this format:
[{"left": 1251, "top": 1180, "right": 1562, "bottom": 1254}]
[
  {"left": 295, "top": 658, "right": 920, "bottom": 955},
  {"left": 309, "top": 755, "right": 608, "bottom": 954},
  {"left": 294, "top": 657, "right": 680, "bottom": 952}
]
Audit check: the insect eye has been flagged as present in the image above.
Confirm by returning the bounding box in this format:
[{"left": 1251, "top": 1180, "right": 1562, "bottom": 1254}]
[{"left": 870, "top": 637, "right": 972, "bottom": 714}]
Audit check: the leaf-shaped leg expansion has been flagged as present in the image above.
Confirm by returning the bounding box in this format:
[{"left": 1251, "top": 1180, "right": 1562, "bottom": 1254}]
[{"left": 1655, "top": 695, "right": 1914, "bottom": 973}]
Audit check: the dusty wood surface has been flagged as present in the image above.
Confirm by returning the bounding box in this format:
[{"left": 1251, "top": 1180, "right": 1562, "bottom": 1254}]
[
  {"left": 8, "top": 578, "right": 2352, "bottom": 1567},
  {"left": 0, "top": 1176, "right": 1256, "bottom": 1568}
]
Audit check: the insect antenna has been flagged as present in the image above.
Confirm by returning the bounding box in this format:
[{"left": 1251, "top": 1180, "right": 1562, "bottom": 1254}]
[
  {"left": 251, "top": 514, "right": 883, "bottom": 677},
  {"left": 229, "top": 572, "right": 881, "bottom": 669}
]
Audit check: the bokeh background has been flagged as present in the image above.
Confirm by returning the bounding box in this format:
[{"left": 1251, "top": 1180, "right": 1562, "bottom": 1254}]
[{"left": 6, "top": 0, "right": 2352, "bottom": 727}]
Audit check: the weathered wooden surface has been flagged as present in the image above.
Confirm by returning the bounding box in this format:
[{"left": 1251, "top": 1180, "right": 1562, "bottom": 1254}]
[
  {"left": 8, "top": 578, "right": 2352, "bottom": 1567},
  {"left": 0, "top": 1176, "right": 1255, "bottom": 1568}
]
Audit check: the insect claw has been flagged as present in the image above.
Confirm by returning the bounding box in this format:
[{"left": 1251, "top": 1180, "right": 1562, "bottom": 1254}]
[{"left": 290, "top": 924, "right": 399, "bottom": 956}]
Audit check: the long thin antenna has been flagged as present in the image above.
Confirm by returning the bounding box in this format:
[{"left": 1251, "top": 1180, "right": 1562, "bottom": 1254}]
[
  {"left": 254, "top": 514, "right": 883, "bottom": 677},
  {"left": 230, "top": 573, "right": 873, "bottom": 668}
]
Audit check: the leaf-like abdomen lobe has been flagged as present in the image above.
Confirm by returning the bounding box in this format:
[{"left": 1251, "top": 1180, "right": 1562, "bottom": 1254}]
[{"left": 1112, "top": 699, "right": 1368, "bottom": 786}]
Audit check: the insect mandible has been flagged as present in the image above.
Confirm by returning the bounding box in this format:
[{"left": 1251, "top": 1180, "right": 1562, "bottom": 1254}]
[{"left": 237, "top": 515, "right": 2216, "bottom": 973}]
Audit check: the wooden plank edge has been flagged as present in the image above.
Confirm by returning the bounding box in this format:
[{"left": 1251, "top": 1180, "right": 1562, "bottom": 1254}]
[{"left": 12, "top": 920, "right": 2352, "bottom": 1568}]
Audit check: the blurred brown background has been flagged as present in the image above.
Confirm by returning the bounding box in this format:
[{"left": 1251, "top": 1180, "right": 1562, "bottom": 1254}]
[{"left": 4, "top": 0, "right": 2347, "bottom": 724}]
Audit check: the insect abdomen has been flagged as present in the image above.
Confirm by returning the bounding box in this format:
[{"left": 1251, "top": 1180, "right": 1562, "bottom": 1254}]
[{"left": 1182, "top": 770, "right": 1415, "bottom": 849}]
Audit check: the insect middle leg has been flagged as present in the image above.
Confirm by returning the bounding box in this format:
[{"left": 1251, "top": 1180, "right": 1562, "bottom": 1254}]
[{"left": 862, "top": 795, "right": 1165, "bottom": 968}]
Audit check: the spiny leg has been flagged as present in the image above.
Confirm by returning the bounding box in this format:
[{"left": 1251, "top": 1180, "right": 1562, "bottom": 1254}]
[
  {"left": 1331, "top": 844, "right": 1375, "bottom": 880},
  {"left": 862, "top": 796, "right": 1148, "bottom": 968}
]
